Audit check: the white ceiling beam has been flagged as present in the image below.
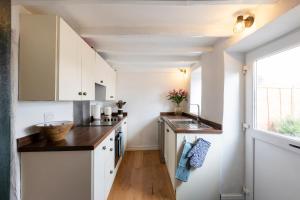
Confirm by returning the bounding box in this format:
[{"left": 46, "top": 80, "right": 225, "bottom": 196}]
[
  {"left": 104, "top": 55, "right": 201, "bottom": 62},
  {"left": 110, "top": 62, "right": 198, "bottom": 70},
  {"left": 107, "top": 60, "right": 197, "bottom": 66},
  {"left": 97, "top": 47, "right": 212, "bottom": 56},
  {"left": 80, "top": 26, "right": 232, "bottom": 38},
  {"left": 13, "top": 0, "right": 278, "bottom": 6}
]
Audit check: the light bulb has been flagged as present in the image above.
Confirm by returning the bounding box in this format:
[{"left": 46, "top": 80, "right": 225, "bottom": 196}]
[{"left": 233, "top": 15, "right": 245, "bottom": 33}]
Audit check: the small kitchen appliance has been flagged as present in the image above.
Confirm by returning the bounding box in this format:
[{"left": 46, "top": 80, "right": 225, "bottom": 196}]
[
  {"left": 91, "top": 104, "right": 101, "bottom": 119},
  {"left": 104, "top": 106, "right": 112, "bottom": 116}
]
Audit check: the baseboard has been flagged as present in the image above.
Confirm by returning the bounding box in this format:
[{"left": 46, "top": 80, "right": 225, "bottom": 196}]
[
  {"left": 220, "top": 193, "right": 244, "bottom": 200},
  {"left": 126, "top": 146, "right": 159, "bottom": 151}
]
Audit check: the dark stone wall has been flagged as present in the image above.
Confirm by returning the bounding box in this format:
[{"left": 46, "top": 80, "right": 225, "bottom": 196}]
[{"left": 0, "top": 0, "right": 11, "bottom": 199}]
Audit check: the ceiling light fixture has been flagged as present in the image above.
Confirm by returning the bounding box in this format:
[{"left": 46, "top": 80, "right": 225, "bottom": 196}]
[
  {"left": 233, "top": 15, "right": 255, "bottom": 33},
  {"left": 179, "top": 68, "right": 187, "bottom": 74}
]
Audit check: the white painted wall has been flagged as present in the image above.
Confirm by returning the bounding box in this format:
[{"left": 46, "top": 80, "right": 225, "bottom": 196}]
[
  {"left": 11, "top": 6, "right": 74, "bottom": 200},
  {"left": 200, "top": 44, "right": 246, "bottom": 196},
  {"left": 116, "top": 70, "right": 188, "bottom": 150},
  {"left": 221, "top": 51, "right": 245, "bottom": 195},
  {"left": 11, "top": 6, "right": 74, "bottom": 139}
]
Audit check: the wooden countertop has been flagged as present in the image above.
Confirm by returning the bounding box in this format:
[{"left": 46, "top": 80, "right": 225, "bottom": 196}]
[
  {"left": 17, "top": 117, "right": 127, "bottom": 152},
  {"left": 160, "top": 112, "right": 222, "bottom": 134}
]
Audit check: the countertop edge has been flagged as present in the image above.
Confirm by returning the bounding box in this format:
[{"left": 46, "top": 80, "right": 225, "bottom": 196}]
[{"left": 17, "top": 116, "right": 127, "bottom": 152}]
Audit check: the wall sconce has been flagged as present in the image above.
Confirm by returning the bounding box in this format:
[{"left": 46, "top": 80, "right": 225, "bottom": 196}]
[{"left": 233, "top": 15, "right": 255, "bottom": 33}]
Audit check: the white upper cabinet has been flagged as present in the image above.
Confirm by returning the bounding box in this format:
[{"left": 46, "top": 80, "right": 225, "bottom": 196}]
[
  {"left": 58, "top": 18, "right": 82, "bottom": 101},
  {"left": 80, "top": 40, "right": 96, "bottom": 101},
  {"left": 94, "top": 54, "right": 117, "bottom": 101},
  {"left": 19, "top": 15, "right": 97, "bottom": 101},
  {"left": 95, "top": 55, "right": 106, "bottom": 86},
  {"left": 106, "top": 66, "right": 116, "bottom": 101}
]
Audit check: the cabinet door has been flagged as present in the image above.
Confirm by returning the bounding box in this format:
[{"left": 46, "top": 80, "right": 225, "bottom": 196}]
[
  {"left": 93, "top": 140, "right": 109, "bottom": 200},
  {"left": 164, "top": 124, "right": 176, "bottom": 190},
  {"left": 95, "top": 55, "right": 107, "bottom": 86},
  {"left": 104, "top": 131, "right": 116, "bottom": 199},
  {"left": 168, "top": 128, "right": 176, "bottom": 190},
  {"left": 122, "top": 119, "right": 128, "bottom": 150},
  {"left": 81, "top": 41, "right": 95, "bottom": 100},
  {"left": 105, "top": 67, "right": 116, "bottom": 101},
  {"left": 164, "top": 124, "right": 169, "bottom": 169},
  {"left": 58, "top": 18, "right": 82, "bottom": 101}
]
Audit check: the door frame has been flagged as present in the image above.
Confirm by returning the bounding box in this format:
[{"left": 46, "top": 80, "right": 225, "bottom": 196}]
[{"left": 245, "top": 28, "right": 300, "bottom": 200}]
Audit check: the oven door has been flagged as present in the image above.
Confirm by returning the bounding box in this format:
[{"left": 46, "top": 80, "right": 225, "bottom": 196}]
[{"left": 115, "top": 133, "right": 121, "bottom": 167}]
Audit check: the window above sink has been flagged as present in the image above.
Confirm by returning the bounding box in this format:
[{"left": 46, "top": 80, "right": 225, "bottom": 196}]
[{"left": 189, "top": 67, "right": 202, "bottom": 116}]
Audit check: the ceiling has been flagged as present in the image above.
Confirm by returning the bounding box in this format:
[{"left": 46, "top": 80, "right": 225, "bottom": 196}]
[{"left": 15, "top": 0, "right": 278, "bottom": 71}]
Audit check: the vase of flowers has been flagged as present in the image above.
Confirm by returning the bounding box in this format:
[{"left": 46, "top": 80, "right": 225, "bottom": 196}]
[{"left": 167, "top": 89, "right": 188, "bottom": 115}]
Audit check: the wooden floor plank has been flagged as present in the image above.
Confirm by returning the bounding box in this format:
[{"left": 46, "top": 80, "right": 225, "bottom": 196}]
[{"left": 108, "top": 150, "right": 175, "bottom": 200}]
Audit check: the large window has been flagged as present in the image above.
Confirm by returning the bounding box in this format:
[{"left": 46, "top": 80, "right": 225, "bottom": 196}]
[
  {"left": 189, "top": 67, "right": 202, "bottom": 115},
  {"left": 255, "top": 45, "right": 300, "bottom": 138}
]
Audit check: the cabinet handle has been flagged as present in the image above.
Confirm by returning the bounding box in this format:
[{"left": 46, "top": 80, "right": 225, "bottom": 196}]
[
  {"left": 166, "top": 129, "right": 169, "bottom": 132},
  {"left": 83, "top": 92, "right": 87, "bottom": 96},
  {"left": 110, "top": 148, "right": 113, "bottom": 151},
  {"left": 110, "top": 170, "right": 113, "bottom": 174},
  {"left": 110, "top": 138, "right": 113, "bottom": 141},
  {"left": 100, "top": 80, "right": 103, "bottom": 83},
  {"left": 102, "top": 146, "right": 107, "bottom": 150},
  {"left": 110, "top": 96, "right": 114, "bottom": 99},
  {"left": 78, "top": 92, "right": 82, "bottom": 95}
]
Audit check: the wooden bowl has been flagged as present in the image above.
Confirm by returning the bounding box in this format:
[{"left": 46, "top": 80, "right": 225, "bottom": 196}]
[{"left": 35, "top": 121, "right": 74, "bottom": 142}]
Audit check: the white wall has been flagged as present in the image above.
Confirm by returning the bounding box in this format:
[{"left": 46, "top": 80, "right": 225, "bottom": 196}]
[
  {"left": 10, "top": 6, "right": 74, "bottom": 200},
  {"left": 222, "top": 52, "right": 245, "bottom": 194},
  {"left": 11, "top": 6, "right": 74, "bottom": 138},
  {"left": 200, "top": 44, "right": 246, "bottom": 197},
  {"left": 116, "top": 70, "right": 188, "bottom": 150}
]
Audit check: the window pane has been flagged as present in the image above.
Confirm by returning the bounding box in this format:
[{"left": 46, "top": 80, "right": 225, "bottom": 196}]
[
  {"left": 190, "top": 67, "right": 202, "bottom": 115},
  {"left": 255, "top": 46, "right": 300, "bottom": 138}
]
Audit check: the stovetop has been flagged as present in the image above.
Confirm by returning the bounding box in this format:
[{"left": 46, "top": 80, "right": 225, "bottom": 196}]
[{"left": 81, "top": 116, "right": 121, "bottom": 126}]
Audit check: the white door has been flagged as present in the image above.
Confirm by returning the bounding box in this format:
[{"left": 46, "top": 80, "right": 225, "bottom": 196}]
[{"left": 245, "top": 32, "right": 300, "bottom": 200}]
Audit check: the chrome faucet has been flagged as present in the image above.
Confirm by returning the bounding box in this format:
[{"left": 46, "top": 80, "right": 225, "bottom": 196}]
[{"left": 190, "top": 104, "right": 201, "bottom": 121}]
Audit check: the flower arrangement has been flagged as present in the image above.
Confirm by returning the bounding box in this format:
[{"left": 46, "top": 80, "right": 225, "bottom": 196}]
[{"left": 167, "top": 89, "right": 188, "bottom": 106}]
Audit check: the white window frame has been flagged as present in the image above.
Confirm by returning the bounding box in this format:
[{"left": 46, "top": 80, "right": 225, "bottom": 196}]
[{"left": 189, "top": 66, "right": 202, "bottom": 116}]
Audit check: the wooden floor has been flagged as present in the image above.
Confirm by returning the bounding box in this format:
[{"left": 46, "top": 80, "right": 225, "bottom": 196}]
[{"left": 108, "top": 150, "right": 175, "bottom": 200}]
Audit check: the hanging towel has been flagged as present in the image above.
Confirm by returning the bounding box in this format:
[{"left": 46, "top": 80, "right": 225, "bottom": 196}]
[
  {"left": 175, "top": 141, "right": 192, "bottom": 182},
  {"left": 187, "top": 138, "right": 211, "bottom": 168}
]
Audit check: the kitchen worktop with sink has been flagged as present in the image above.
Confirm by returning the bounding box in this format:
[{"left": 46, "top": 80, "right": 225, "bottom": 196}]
[{"left": 160, "top": 112, "right": 222, "bottom": 134}]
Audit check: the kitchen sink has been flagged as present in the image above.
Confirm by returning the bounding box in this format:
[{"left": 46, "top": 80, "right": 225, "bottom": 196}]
[{"left": 169, "top": 119, "right": 211, "bottom": 129}]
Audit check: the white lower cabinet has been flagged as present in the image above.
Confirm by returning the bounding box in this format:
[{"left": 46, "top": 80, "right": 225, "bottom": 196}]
[
  {"left": 21, "top": 130, "right": 117, "bottom": 200},
  {"left": 93, "top": 132, "right": 115, "bottom": 200},
  {"left": 164, "top": 124, "right": 176, "bottom": 190},
  {"left": 164, "top": 122, "right": 221, "bottom": 200}
]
